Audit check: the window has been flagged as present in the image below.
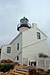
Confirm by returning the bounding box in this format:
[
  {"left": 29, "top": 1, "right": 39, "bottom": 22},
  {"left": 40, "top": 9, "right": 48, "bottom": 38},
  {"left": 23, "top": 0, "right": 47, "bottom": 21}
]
[
  {"left": 37, "top": 32, "right": 41, "bottom": 39},
  {"left": 7, "top": 47, "right": 11, "bottom": 53},
  {"left": 17, "top": 43, "right": 19, "bottom": 50},
  {"left": 17, "top": 56, "right": 19, "bottom": 60}
]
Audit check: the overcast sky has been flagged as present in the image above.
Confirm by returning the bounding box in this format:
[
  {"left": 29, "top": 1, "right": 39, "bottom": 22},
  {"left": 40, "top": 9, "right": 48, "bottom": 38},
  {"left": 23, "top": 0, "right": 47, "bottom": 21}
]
[{"left": 0, "top": 0, "right": 50, "bottom": 55}]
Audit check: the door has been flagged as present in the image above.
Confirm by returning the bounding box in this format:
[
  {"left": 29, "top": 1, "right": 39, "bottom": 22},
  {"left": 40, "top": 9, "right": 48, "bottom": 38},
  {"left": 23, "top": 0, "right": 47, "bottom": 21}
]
[{"left": 23, "top": 58, "right": 28, "bottom": 65}]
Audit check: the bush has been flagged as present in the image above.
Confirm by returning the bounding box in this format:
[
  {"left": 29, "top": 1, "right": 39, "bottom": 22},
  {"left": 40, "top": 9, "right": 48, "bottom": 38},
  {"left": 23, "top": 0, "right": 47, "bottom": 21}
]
[
  {"left": 1, "top": 59, "right": 13, "bottom": 63},
  {"left": 1, "top": 59, "right": 7, "bottom": 63},
  {"left": 48, "top": 69, "right": 50, "bottom": 73},
  {"left": 28, "top": 69, "right": 49, "bottom": 75},
  {"left": 28, "top": 69, "right": 37, "bottom": 75},
  {"left": 0, "top": 63, "right": 14, "bottom": 72},
  {"left": 0, "top": 59, "right": 20, "bottom": 66},
  {"left": 37, "top": 68, "right": 44, "bottom": 72},
  {"left": 39, "top": 53, "right": 48, "bottom": 57},
  {"left": 38, "top": 72, "right": 49, "bottom": 75}
]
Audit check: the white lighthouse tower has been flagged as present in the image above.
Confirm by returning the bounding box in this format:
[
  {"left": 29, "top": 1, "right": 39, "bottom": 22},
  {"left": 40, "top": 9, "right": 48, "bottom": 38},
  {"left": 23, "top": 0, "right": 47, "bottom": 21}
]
[{"left": 17, "top": 17, "right": 31, "bottom": 32}]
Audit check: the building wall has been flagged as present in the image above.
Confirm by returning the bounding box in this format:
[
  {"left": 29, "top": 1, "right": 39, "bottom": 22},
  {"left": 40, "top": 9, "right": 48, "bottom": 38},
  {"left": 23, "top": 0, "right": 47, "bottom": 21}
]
[
  {"left": 1, "top": 45, "right": 13, "bottom": 60},
  {"left": 22, "top": 26, "right": 48, "bottom": 64},
  {"left": 10, "top": 33, "right": 22, "bottom": 64},
  {"left": 1, "top": 33, "right": 22, "bottom": 64},
  {"left": 22, "top": 40, "right": 48, "bottom": 63},
  {"left": 22, "top": 26, "right": 47, "bottom": 48}
]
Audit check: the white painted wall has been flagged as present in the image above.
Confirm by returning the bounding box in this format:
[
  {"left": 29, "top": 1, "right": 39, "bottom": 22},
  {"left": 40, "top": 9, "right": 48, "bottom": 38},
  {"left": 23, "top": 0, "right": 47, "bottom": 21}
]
[
  {"left": 10, "top": 33, "right": 22, "bottom": 63},
  {"left": 22, "top": 25, "right": 48, "bottom": 64},
  {"left": 1, "top": 45, "right": 13, "bottom": 60},
  {"left": 1, "top": 33, "right": 22, "bottom": 64},
  {"left": 22, "top": 40, "right": 48, "bottom": 64},
  {"left": 22, "top": 26, "right": 47, "bottom": 48}
]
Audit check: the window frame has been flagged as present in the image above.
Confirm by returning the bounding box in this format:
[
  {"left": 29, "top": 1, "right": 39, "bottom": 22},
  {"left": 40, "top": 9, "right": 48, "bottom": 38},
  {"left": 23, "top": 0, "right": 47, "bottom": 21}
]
[
  {"left": 17, "top": 56, "right": 19, "bottom": 60},
  {"left": 7, "top": 47, "right": 11, "bottom": 53},
  {"left": 37, "top": 32, "right": 41, "bottom": 39},
  {"left": 17, "top": 43, "right": 19, "bottom": 50}
]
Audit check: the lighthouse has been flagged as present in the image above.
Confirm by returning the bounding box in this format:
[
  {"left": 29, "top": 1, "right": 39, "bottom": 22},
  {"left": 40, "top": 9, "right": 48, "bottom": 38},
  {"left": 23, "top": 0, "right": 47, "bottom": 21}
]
[{"left": 17, "top": 17, "right": 31, "bottom": 32}]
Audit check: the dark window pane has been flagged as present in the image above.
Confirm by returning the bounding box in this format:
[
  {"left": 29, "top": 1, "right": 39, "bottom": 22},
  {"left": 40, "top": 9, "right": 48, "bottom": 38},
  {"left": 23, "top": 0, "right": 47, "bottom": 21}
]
[
  {"left": 17, "top": 43, "right": 19, "bottom": 50},
  {"left": 7, "top": 47, "right": 11, "bottom": 53},
  {"left": 17, "top": 56, "right": 19, "bottom": 60},
  {"left": 37, "top": 32, "right": 41, "bottom": 39}
]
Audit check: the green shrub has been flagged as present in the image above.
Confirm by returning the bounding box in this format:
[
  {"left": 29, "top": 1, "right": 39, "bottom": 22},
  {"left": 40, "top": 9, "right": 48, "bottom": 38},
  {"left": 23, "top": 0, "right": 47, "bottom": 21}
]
[
  {"left": 28, "top": 69, "right": 49, "bottom": 75},
  {"left": 38, "top": 72, "right": 49, "bottom": 75},
  {"left": 0, "top": 63, "right": 14, "bottom": 72}
]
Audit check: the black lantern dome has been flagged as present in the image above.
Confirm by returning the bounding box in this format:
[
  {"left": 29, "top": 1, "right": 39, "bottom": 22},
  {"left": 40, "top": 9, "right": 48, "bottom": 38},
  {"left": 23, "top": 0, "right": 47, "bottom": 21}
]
[{"left": 17, "top": 17, "right": 31, "bottom": 31}]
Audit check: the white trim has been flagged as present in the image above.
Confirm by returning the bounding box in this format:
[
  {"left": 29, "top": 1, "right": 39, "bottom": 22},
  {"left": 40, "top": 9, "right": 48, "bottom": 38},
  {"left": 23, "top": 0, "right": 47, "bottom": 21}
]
[
  {"left": 10, "top": 32, "right": 22, "bottom": 44},
  {"left": 22, "top": 39, "right": 47, "bottom": 49}
]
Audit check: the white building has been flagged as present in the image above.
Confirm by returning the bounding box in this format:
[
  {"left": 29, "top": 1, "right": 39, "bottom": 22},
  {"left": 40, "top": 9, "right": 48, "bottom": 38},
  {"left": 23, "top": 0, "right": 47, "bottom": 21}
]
[{"left": 1, "top": 17, "right": 48, "bottom": 66}]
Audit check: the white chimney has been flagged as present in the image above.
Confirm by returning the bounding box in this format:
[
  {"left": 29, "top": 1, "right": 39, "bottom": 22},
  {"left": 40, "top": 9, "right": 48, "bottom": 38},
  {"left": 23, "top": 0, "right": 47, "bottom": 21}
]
[{"left": 32, "top": 23, "right": 37, "bottom": 28}]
